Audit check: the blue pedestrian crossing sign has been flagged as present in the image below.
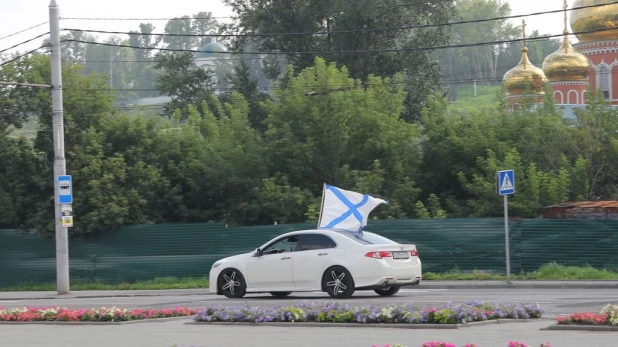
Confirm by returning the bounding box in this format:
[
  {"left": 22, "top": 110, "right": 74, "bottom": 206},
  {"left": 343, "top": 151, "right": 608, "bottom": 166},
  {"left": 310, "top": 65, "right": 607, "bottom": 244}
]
[
  {"left": 496, "top": 170, "right": 515, "bottom": 195},
  {"left": 58, "top": 175, "right": 73, "bottom": 204}
]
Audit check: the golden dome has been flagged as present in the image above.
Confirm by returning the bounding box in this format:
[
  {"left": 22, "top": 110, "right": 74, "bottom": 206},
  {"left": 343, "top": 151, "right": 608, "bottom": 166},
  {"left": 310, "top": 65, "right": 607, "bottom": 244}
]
[
  {"left": 570, "top": 0, "right": 618, "bottom": 43},
  {"left": 544, "top": 0, "right": 591, "bottom": 82},
  {"left": 504, "top": 47, "right": 548, "bottom": 94},
  {"left": 543, "top": 36, "right": 590, "bottom": 81}
]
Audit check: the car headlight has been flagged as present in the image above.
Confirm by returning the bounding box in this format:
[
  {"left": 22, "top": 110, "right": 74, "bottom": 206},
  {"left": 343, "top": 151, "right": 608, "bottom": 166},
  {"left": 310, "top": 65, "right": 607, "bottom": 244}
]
[{"left": 212, "top": 262, "right": 222, "bottom": 269}]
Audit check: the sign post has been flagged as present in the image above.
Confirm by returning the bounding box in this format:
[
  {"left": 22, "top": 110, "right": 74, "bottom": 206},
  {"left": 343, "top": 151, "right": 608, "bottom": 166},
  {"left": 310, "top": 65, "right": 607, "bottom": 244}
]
[{"left": 496, "top": 170, "right": 515, "bottom": 283}]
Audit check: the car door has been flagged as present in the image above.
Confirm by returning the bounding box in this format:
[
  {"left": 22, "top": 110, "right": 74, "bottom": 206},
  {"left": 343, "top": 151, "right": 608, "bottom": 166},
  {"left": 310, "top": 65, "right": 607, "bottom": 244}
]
[
  {"left": 292, "top": 233, "right": 337, "bottom": 289},
  {"left": 246, "top": 235, "right": 299, "bottom": 290}
]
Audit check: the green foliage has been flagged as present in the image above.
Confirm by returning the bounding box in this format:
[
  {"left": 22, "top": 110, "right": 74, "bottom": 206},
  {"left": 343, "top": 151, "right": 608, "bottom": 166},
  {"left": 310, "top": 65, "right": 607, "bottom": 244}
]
[
  {"left": 252, "top": 176, "right": 315, "bottom": 225},
  {"left": 223, "top": 0, "right": 456, "bottom": 122},
  {"left": 3, "top": 50, "right": 618, "bottom": 234},
  {"left": 415, "top": 201, "right": 431, "bottom": 219},
  {"left": 153, "top": 52, "right": 215, "bottom": 117},
  {"left": 0, "top": 276, "right": 209, "bottom": 292},
  {"left": 527, "top": 262, "right": 618, "bottom": 280},
  {"left": 304, "top": 204, "right": 320, "bottom": 224},
  {"left": 263, "top": 58, "right": 421, "bottom": 215},
  {"left": 422, "top": 262, "right": 618, "bottom": 281}
]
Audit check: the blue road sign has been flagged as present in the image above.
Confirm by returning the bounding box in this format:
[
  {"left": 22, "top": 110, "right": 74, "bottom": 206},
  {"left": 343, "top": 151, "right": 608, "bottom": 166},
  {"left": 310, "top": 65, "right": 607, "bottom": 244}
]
[
  {"left": 58, "top": 175, "right": 73, "bottom": 204},
  {"left": 497, "top": 170, "right": 515, "bottom": 195}
]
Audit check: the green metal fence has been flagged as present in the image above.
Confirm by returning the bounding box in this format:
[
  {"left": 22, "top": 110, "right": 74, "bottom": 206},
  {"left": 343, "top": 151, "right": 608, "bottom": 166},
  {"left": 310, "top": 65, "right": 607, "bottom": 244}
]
[{"left": 1, "top": 218, "right": 617, "bottom": 287}]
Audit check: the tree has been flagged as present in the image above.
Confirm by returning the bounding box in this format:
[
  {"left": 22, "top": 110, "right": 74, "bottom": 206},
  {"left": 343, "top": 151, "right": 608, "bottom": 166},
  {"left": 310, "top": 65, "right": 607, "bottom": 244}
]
[
  {"left": 163, "top": 16, "right": 196, "bottom": 50},
  {"left": 457, "top": 148, "right": 572, "bottom": 218},
  {"left": 223, "top": 0, "right": 456, "bottom": 122},
  {"left": 262, "top": 57, "right": 422, "bottom": 216},
  {"left": 0, "top": 135, "right": 48, "bottom": 230},
  {"left": 416, "top": 89, "right": 580, "bottom": 216},
  {"left": 224, "top": 59, "right": 271, "bottom": 131},
  {"left": 192, "top": 12, "right": 220, "bottom": 47},
  {"left": 0, "top": 52, "right": 50, "bottom": 131},
  {"left": 433, "top": 0, "right": 520, "bottom": 100},
  {"left": 151, "top": 93, "right": 269, "bottom": 225},
  {"left": 153, "top": 52, "right": 215, "bottom": 117},
  {"left": 567, "top": 89, "right": 618, "bottom": 199}
]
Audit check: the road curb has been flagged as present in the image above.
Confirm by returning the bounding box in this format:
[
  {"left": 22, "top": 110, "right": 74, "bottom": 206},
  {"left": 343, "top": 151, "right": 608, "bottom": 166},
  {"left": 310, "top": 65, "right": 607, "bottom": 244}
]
[
  {"left": 184, "top": 318, "right": 544, "bottom": 329},
  {"left": 0, "top": 316, "right": 193, "bottom": 325},
  {"left": 541, "top": 324, "right": 618, "bottom": 331},
  {"left": 3, "top": 281, "right": 618, "bottom": 300}
]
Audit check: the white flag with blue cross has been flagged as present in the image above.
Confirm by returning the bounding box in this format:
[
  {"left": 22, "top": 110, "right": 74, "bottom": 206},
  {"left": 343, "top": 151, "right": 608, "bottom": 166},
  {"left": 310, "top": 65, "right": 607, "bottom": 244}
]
[{"left": 317, "top": 184, "right": 387, "bottom": 232}]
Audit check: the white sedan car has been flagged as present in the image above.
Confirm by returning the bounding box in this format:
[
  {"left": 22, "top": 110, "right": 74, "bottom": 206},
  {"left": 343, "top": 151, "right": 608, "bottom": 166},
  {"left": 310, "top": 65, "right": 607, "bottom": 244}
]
[{"left": 209, "top": 229, "right": 422, "bottom": 299}]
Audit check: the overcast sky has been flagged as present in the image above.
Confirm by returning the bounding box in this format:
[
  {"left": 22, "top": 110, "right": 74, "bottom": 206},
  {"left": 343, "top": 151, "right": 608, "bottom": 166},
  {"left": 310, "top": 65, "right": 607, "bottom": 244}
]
[{"left": 0, "top": 0, "right": 571, "bottom": 58}]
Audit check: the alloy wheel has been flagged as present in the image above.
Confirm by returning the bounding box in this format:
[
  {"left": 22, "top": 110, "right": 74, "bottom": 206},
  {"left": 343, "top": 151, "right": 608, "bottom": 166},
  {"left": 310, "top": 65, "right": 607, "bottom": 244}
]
[
  {"left": 219, "top": 268, "right": 247, "bottom": 298},
  {"left": 323, "top": 266, "right": 354, "bottom": 299}
]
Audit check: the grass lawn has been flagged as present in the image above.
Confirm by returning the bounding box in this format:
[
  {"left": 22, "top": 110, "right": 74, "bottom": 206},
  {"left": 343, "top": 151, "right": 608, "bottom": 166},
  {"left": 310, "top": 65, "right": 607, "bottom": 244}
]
[
  {"left": 446, "top": 84, "right": 503, "bottom": 115},
  {"left": 1, "top": 263, "right": 617, "bottom": 291},
  {"left": 0, "top": 276, "right": 209, "bottom": 292}
]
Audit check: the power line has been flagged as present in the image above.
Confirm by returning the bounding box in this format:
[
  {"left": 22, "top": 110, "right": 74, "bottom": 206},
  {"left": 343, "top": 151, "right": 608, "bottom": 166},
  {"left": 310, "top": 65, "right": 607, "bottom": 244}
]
[
  {"left": 61, "top": 16, "right": 218, "bottom": 21},
  {"left": 59, "top": 26, "right": 617, "bottom": 56},
  {"left": 0, "top": 45, "right": 49, "bottom": 67},
  {"left": 0, "top": 32, "right": 50, "bottom": 54},
  {"left": 64, "top": 64, "right": 618, "bottom": 95},
  {"left": 60, "top": 1, "right": 618, "bottom": 38},
  {"left": 0, "top": 81, "right": 51, "bottom": 88},
  {"left": 61, "top": 56, "right": 280, "bottom": 63},
  {"left": 59, "top": 0, "right": 618, "bottom": 26},
  {"left": 0, "top": 21, "right": 49, "bottom": 41}
]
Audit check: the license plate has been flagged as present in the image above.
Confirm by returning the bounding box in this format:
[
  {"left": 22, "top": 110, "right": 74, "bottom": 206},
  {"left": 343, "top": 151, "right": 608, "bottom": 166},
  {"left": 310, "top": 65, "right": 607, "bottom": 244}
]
[{"left": 392, "top": 251, "right": 409, "bottom": 259}]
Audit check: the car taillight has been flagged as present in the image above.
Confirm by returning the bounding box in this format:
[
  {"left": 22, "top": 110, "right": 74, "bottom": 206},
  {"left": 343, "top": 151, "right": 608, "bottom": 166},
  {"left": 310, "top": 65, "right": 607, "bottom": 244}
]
[
  {"left": 365, "top": 251, "right": 392, "bottom": 259},
  {"left": 411, "top": 250, "right": 419, "bottom": 256}
]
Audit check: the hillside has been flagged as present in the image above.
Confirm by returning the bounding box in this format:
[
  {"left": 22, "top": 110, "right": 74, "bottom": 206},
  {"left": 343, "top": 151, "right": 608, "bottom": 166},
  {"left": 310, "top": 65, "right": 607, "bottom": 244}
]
[{"left": 447, "top": 84, "right": 503, "bottom": 115}]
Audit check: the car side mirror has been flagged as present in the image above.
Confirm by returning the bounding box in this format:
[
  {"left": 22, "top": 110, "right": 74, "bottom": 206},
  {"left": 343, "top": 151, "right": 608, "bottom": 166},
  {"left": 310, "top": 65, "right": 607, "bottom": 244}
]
[{"left": 254, "top": 248, "right": 263, "bottom": 257}]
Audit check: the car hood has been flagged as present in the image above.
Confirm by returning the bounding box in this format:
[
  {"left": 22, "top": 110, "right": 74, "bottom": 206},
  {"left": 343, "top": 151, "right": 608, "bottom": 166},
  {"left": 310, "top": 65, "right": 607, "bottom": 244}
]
[{"left": 214, "top": 252, "right": 252, "bottom": 265}]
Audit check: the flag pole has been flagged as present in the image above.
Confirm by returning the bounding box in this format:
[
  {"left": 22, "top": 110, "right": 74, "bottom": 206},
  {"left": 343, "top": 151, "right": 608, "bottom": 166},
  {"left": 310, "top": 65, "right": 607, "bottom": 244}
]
[{"left": 316, "top": 183, "right": 326, "bottom": 228}]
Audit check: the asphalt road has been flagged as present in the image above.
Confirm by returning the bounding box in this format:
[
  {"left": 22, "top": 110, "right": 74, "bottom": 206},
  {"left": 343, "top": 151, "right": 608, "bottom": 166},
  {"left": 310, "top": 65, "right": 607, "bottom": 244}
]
[
  {"left": 2, "top": 287, "right": 618, "bottom": 317},
  {"left": 1, "top": 286, "right": 618, "bottom": 347}
]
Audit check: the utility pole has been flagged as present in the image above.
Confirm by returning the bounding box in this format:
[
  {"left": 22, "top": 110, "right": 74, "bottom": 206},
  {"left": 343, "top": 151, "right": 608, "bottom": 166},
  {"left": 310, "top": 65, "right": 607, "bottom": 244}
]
[{"left": 50, "top": 0, "right": 70, "bottom": 294}]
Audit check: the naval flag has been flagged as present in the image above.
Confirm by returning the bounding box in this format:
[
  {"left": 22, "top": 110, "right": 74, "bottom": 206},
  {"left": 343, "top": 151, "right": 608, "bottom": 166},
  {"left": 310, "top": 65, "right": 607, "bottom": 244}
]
[{"left": 317, "top": 184, "right": 387, "bottom": 232}]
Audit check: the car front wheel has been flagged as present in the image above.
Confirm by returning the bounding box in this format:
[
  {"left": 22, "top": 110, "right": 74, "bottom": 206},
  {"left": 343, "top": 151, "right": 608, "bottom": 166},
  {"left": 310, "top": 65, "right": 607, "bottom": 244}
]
[
  {"left": 374, "top": 285, "right": 400, "bottom": 296},
  {"left": 323, "top": 266, "right": 355, "bottom": 299},
  {"left": 218, "top": 268, "right": 247, "bottom": 298}
]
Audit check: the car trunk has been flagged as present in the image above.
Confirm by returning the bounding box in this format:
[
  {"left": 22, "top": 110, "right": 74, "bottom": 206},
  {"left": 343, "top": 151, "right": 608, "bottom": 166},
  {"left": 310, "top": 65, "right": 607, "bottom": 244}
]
[{"left": 364, "top": 244, "right": 419, "bottom": 268}]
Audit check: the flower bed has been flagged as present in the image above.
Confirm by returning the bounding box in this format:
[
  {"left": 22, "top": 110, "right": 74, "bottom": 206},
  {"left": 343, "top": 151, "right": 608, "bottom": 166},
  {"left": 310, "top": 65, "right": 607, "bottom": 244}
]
[
  {"left": 192, "top": 300, "right": 544, "bottom": 324},
  {"left": 556, "top": 304, "right": 618, "bottom": 326},
  {"left": 0, "top": 306, "right": 198, "bottom": 322},
  {"left": 372, "top": 343, "right": 550, "bottom": 347},
  {"left": 173, "top": 343, "right": 552, "bottom": 347}
]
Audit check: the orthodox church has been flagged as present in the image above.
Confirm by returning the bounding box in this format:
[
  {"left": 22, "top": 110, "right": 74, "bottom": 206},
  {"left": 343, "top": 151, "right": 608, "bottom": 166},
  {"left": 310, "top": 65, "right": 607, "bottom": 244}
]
[{"left": 504, "top": 0, "right": 618, "bottom": 112}]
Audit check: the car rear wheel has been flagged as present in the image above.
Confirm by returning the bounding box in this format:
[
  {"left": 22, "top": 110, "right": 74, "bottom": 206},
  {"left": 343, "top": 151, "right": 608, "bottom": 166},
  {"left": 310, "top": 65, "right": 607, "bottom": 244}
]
[
  {"left": 270, "top": 291, "right": 292, "bottom": 298},
  {"left": 218, "top": 268, "right": 247, "bottom": 298},
  {"left": 323, "top": 266, "right": 355, "bottom": 299},
  {"left": 374, "top": 285, "right": 400, "bottom": 296}
]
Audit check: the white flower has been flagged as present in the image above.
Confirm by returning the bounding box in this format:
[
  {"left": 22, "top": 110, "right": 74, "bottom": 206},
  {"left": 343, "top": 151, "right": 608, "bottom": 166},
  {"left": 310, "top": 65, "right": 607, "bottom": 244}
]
[{"left": 380, "top": 307, "right": 394, "bottom": 319}]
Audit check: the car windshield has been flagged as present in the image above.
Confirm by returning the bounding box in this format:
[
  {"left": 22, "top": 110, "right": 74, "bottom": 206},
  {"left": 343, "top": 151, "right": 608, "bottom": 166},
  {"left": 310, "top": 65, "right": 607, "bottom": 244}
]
[{"left": 336, "top": 231, "right": 397, "bottom": 245}]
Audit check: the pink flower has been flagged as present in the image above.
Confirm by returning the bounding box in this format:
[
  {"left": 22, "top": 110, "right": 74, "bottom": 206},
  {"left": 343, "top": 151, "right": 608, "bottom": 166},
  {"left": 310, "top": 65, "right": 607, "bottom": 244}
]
[{"left": 422, "top": 342, "right": 455, "bottom": 347}]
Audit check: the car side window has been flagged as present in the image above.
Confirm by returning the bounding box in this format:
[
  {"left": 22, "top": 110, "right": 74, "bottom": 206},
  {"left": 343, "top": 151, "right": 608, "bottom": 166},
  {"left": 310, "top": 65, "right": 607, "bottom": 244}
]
[
  {"left": 297, "top": 234, "right": 337, "bottom": 251},
  {"left": 261, "top": 235, "right": 299, "bottom": 255}
]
